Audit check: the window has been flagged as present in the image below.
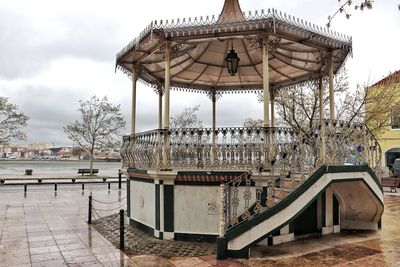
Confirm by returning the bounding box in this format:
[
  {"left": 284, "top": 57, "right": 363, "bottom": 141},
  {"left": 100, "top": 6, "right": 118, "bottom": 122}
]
[{"left": 392, "top": 109, "right": 400, "bottom": 129}]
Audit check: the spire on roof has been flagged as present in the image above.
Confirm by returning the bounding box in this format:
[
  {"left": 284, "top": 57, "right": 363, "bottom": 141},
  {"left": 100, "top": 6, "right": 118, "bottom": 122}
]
[{"left": 218, "top": 0, "right": 245, "bottom": 23}]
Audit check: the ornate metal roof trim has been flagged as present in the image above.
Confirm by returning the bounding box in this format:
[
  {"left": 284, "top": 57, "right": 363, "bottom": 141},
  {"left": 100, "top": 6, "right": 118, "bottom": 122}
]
[
  {"left": 116, "top": 8, "right": 352, "bottom": 63},
  {"left": 118, "top": 60, "right": 340, "bottom": 95}
]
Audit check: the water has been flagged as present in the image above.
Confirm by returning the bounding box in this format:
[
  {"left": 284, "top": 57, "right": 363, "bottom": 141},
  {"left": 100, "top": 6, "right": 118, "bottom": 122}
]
[{"left": 0, "top": 160, "right": 122, "bottom": 176}]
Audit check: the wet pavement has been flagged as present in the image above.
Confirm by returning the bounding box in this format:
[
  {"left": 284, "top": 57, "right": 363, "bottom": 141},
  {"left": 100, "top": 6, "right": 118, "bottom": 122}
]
[
  {"left": 170, "top": 191, "right": 400, "bottom": 267},
  {"left": 93, "top": 215, "right": 216, "bottom": 258},
  {"left": 1, "top": 184, "right": 400, "bottom": 266},
  {"left": 0, "top": 183, "right": 129, "bottom": 266}
]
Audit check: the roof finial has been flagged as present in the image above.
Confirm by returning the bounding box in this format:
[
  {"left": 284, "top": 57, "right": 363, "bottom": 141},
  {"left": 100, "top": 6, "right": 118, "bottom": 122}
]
[{"left": 218, "top": 0, "right": 245, "bottom": 23}]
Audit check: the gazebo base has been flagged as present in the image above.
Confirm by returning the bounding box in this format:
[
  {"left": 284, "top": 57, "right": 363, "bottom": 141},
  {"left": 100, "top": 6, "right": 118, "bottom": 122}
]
[{"left": 125, "top": 165, "right": 383, "bottom": 259}]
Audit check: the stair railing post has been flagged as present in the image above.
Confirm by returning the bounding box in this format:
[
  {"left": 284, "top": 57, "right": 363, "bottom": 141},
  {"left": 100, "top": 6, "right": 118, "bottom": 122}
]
[{"left": 219, "top": 183, "right": 226, "bottom": 237}]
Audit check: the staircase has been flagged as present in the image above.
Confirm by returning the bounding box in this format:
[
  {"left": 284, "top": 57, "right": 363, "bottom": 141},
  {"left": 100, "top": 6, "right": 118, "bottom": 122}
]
[{"left": 217, "top": 165, "right": 384, "bottom": 259}]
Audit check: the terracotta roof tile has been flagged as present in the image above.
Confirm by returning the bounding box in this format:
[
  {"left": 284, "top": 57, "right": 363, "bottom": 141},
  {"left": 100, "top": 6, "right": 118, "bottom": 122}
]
[{"left": 372, "top": 70, "right": 400, "bottom": 87}]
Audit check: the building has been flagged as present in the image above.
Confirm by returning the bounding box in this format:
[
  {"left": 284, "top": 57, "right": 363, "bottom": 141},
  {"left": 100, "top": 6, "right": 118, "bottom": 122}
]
[
  {"left": 117, "top": 0, "right": 384, "bottom": 259},
  {"left": 367, "top": 70, "right": 400, "bottom": 171}
]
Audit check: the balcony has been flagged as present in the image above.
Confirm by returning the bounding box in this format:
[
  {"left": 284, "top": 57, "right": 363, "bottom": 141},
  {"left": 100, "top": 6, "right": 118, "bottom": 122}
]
[{"left": 120, "top": 120, "right": 382, "bottom": 173}]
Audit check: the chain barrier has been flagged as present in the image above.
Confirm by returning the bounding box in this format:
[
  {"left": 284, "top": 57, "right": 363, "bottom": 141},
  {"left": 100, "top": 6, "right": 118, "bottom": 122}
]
[
  {"left": 88, "top": 192, "right": 127, "bottom": 224},
  {"left": 92, "top": 196, "right": 127, "bottom": 204}
]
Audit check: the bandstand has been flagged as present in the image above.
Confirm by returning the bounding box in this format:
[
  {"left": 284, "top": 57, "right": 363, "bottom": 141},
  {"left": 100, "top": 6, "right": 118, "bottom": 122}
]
[{"left": 117, "top": 0, "right": 384, "bottom": 259}]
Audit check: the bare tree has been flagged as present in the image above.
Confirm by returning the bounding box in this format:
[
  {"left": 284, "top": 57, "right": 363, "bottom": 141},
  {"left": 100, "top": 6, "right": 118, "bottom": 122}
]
[
  {"left": 64, "top": 96, "right": 126, "bottom": 174},
  {"left": 274, "top": 69, "right": 400, "bottom": 137},
  {"left": 170, "top": 105, "right": 203, "bottom": 129},
  {"left": 243, "top": 118, "right": 263, "bottom": 128},
  {"left": 274, "top": 69, "right": 349, "bottom": 137},
  {"left": 327, "top": 0, "right": 399, "bottom": 28},
  {"left": 0, "top": 97, "right": 29, "bottom": 145}
]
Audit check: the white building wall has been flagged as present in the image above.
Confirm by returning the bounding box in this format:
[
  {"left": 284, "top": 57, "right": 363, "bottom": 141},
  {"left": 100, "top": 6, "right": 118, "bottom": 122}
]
[
  {"left": 174, "top": 185, "right": 257, "bottom": 235},
  {"left": 130, "top": 180, "right": 155, "bottom": 228}
]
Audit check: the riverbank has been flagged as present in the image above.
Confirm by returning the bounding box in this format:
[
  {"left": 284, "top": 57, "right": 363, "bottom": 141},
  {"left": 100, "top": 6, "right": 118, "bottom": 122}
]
[{"left": 0, "top": 160, "right": 122, "bottom": 177}]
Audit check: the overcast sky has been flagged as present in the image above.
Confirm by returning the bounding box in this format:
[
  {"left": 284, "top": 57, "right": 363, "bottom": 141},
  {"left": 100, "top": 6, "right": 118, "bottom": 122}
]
[{"left": 0, "top": 0, "right": 399, "bottom": 146}]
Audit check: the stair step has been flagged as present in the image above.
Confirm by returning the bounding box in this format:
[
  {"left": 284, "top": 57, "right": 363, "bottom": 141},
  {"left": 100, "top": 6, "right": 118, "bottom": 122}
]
[
  {"left": 281, "top": 178, "right": 301, "bottom": 190},
  {"left": 290, "top": 173, "right": 309, "bottom": 181},
  {"left": 273, "top": 187, "right": 291, "bottom": 199}
]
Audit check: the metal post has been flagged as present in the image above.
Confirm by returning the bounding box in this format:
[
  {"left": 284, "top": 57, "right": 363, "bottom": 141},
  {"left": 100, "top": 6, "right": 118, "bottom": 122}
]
[
  {"left": 271, "top": 90, "right": 275, "bottom": 128},
  {"left": 319, "top": 76, "right": 326, "bottom": 164},
  {"left": 219, "top": 183, "right": 226, "bottom": 238},
  {"left": 263, "top": 33, "right": 270, "bottom": 128},
  {"left": 82, "top": 183, "right": 85, "bottom": 191},
  {"left": 131, "top": 66, "right": 138, "bottom": 135},
  {"left": 118, "top": 172, "right": 122, "bottom": 190},
  {"left": 24, "top": 184, "right": 27, "bottom": 192},
  {"left": 164, "top": 41, "right": 171, "bottom": 130},
  {"left": 328, "top": 54, "right": 335, "bottom": 122},
  {"left": 119, "top": 209, "right": 125, "bottom": 250},
  {"left": 54, "top": 184, "right": 57, "bottom": 192},
  {"left": 88, "top": 193, "right": 92, "bottom": 224},
  {"left": 163, "top": 41, "right": 171, "bottom": 168},
  {"left": 211, "top": 92, "right": 216, "bottom": 166},
  {"left": 158, "top": 89, "right": 163, "bottom": 129},
  {"left": 108, "top": 182, "right": 111, "bottom": 190}
]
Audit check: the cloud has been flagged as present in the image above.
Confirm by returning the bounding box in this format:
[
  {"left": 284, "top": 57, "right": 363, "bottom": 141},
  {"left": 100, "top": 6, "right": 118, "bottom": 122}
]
[
  {"left": 0, "top": 3, "right": 121, "bottom": 80},
  {"left": 0, "top": 0, "right": 399, "bottom": 147}
]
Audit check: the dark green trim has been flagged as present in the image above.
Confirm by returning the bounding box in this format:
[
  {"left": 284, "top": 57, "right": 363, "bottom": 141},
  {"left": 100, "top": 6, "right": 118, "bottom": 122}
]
[
  {"left": 175, "top": 181, "right": 222, "bottom": 186},
  {"left": 155, "top": 184, "right": 160, "bottom": 231},
  {"left": 127, "top": 179, "right": 131, "bottom": 217},
  {"left": 130, "top": 218, "right": 154, "bottom": 235},
  {"left": 333, "top": 193, "right": 339, "bottom": 225},
  {"left": 128, "top": 168, "right": 148, "bottom": 174},
  {"left": 164, "top": 185, "right": 174, "bottom": 232},
  {"left": 223, "top": 165, "right": 383, "bottom": 258},
  {"left": 131, "top": 177, "right": 154, "bottom": 184},
  {"left": 175, "top": 181, "right": 256, "bottom": 186},
  {"left": 322, "top": 190, "right": 326, "bottom": 227},
  {"left": 217, "top": 237, "right": 227, "bottom": 260},
  {"left": 291, "top": 198, "right": 318, "bottom": 235},
  {"left": 174, "top": 233, "right": 217, "bottom": 243},
  {"left": 177, "top": 170, "right": 246, "bottom": 176}
]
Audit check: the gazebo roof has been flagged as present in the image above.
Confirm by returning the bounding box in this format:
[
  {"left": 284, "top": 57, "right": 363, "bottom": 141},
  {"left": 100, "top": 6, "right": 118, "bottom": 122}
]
[{"left": 116, "top": 0, "right": 352, "bottom": 94}]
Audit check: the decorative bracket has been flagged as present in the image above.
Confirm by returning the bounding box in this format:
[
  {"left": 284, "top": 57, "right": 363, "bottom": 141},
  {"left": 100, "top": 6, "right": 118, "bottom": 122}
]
[
  {"left": 206, "top": 90, "right": 223, "bottom": 102},
  {"left": 247, "top": 34, "right": 281, "bottom": 56},
  {"left": 159, "top": 43, "right": 184, "bottom": 59},
  {"left": 153, "top": 84, "right": 165, "bottom": 96}
]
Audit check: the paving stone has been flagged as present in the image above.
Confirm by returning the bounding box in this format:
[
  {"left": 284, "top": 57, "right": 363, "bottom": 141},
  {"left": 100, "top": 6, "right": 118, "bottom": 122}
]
[{"left": 93, "top": 215, "right": 216, "bottom": 259}]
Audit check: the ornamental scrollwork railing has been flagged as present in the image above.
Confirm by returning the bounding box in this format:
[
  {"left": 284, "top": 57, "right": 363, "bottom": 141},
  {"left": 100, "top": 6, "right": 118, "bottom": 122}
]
[
  {"left": 120, "top": 120, "right": 382, "bottom": 173},
  {"left": 217, "top": 120, "right": 383, "bottom": 230}
]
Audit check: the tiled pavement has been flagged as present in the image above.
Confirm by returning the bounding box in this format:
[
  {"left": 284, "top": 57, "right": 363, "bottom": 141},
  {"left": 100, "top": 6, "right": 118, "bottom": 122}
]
[
  {"left": 1, "top": 183, "right": 400, "bottom": 267},
  {"left": 93, "top": 188, "right": 400, "bottom": 266},
  {"left": 93, "top": 216, "right": 216, "bottom": 259},
  {"left": 0, "top": 183, "right": 129, "bottom": 266},
  {"left": 169, "top": 192, "right": 400, "bottom": 267}
]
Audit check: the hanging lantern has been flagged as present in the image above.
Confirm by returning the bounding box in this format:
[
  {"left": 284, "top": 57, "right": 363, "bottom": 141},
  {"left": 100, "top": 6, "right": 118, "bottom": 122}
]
[{"left": 225, "top": 41, "right": 240, "bottom": 76}]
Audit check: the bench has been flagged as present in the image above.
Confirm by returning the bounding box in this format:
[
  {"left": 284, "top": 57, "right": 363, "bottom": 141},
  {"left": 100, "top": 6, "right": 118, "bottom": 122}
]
[
  {"left": 381, "top": 178, "right": 400, "bottom": 193},
  {"left": 77, "top": 169, "right": 99, "bottom": 176}
]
